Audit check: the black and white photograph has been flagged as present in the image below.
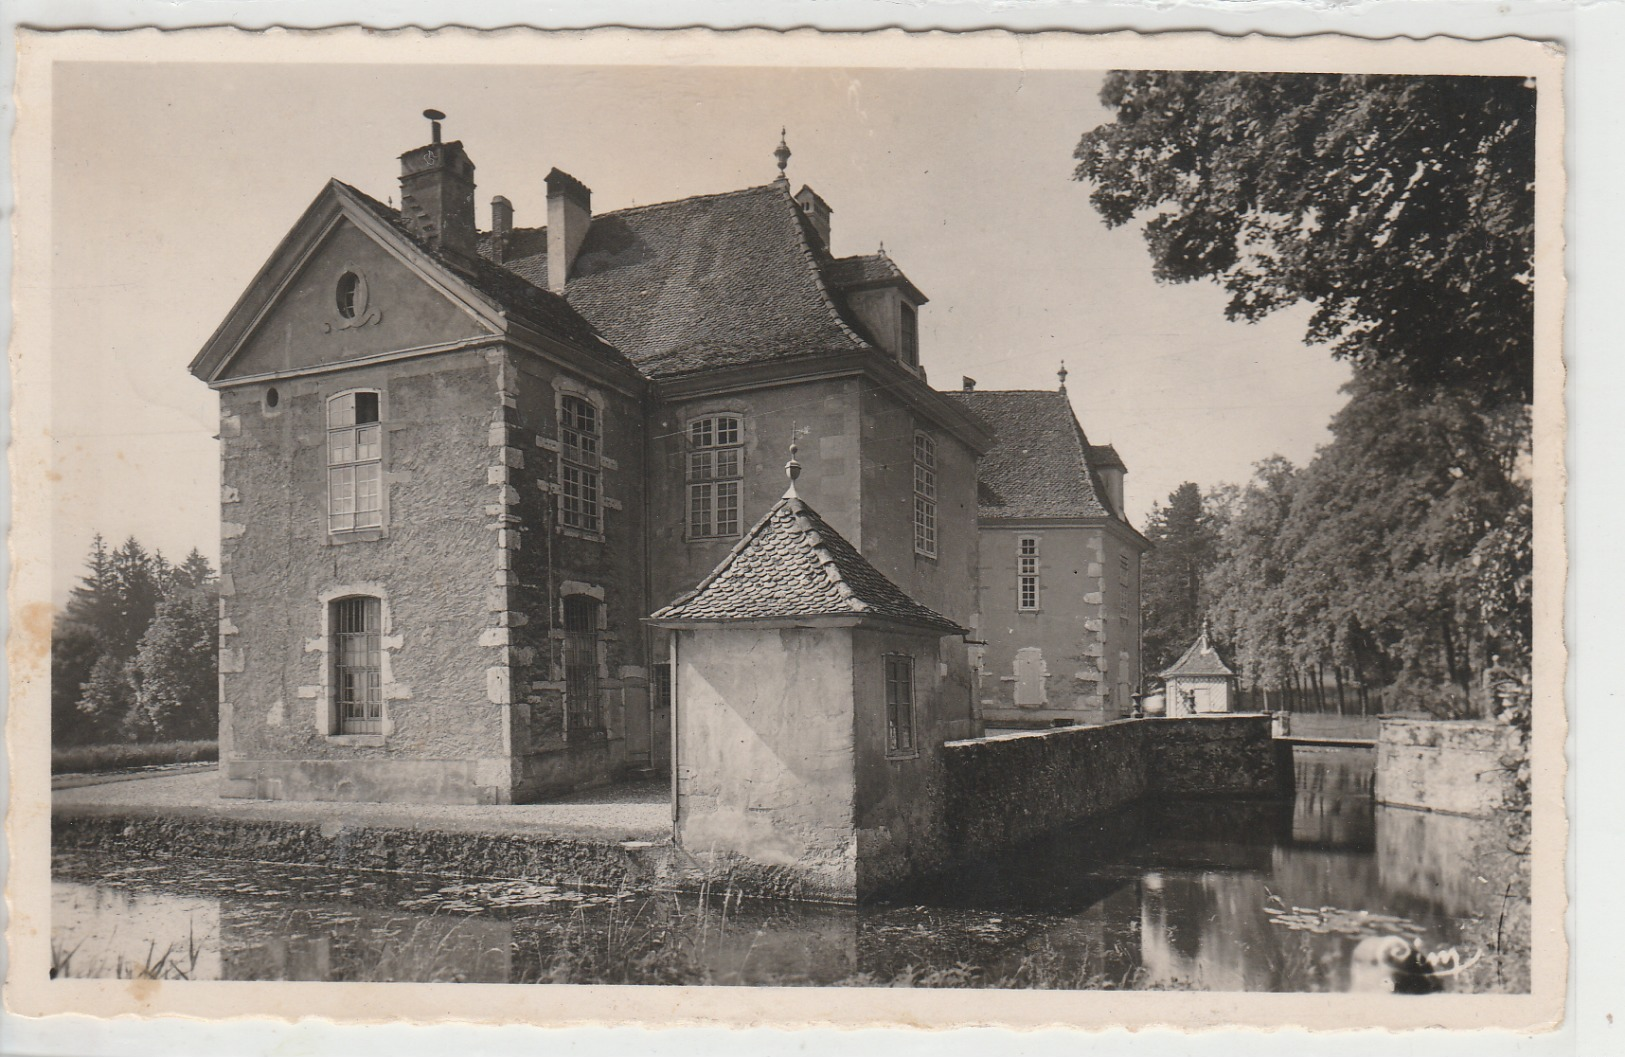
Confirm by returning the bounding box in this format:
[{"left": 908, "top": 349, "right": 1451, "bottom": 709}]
[{"left": 7, "top": 26, "right": 1566, "bottom": 1032}]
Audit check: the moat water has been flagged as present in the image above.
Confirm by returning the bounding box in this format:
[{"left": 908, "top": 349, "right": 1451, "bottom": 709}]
[{"left": 51, "top": 748, "right": 1526, "bottom": 991}]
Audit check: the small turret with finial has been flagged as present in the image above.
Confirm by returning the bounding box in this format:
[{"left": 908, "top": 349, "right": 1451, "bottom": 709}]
[{"left": 784, "top": 440, "right": 802, "bottom": 499}]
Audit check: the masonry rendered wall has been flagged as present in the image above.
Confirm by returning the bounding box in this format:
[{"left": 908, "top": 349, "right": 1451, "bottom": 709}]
[
  {"left": 858, "top": 379, "right": 981, "bottom": 741},
  {"left": 499, "top": 351, "right": 649, "bottom": 800},
  {"left": 850, "top": 627, "right": 954, "bottom": 899},
  {"left": 1100, "top": 528, "right": 1143, "bottom": 714},
  {"left": 646, "top": 378, "right": 865, "bottom": 616},
  {"left": 940, "top": 716, "right": 1280, "bottom": 854},
  {"left": 673, "top": 626, "right": 858, "bottom": 901},
  {"left": 217, "top": 350, "right": 510, "bottom": 804},
  {"left": 1374, "top": 718, "right": 1521, "bottom": 817},
  {"left": 974, "top": 524, "right": 1111, "bottom": 726}
]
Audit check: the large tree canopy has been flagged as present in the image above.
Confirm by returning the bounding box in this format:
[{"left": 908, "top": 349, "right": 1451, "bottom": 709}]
[
  {"left": 1138, "top": 482, "right": 1224, "bottom": 675},
  {"left": 1075, "top": 72, "right": 1537, "bottom": 403}
]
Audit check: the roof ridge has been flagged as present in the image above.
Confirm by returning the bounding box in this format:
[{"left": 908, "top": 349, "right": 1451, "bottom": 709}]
[
  {"left": 593, "top": 182, "right": 784, "bottom": 221},
  {"left": 768, "top": 183, "right": 876, "bottom": 352}
]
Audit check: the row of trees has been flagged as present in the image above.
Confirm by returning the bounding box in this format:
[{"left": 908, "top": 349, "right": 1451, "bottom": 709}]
[
  {"left": 1140, "top": 373, "right": 1531, "bottom": 717},
  {"left": 52, "top": 535, "right": 219, "bottom": 745},
  {"left": 1079, "top": 71, "right": 1537, "bottom": 717}
]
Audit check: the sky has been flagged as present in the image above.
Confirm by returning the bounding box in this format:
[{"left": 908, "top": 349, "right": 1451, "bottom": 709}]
[{"left": 48, "top": 60, "right": 1350, "bottom": 605}]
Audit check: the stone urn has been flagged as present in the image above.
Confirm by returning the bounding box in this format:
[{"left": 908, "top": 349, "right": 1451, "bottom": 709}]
[{"left": 1141, "top": 690, "right": 1166, "bottom": 716}]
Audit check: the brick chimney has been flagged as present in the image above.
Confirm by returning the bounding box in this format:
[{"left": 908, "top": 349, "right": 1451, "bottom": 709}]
[
  {"left": 794, "top": 185, "right": 832, "bottom": 251},
  {"left": 398, "top": 111, "right": 478, "bottom": 259},
  {"left": 545, "top": 168, "right": 592, "bottom": 294}
]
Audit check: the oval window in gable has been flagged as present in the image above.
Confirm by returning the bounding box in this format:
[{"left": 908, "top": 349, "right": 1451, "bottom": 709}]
[{"left": 336, "top": 271, "right": 362, "bottom": 319}]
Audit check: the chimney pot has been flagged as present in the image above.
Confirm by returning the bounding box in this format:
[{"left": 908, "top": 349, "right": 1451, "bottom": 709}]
[
  {"left": 398, "top": 126, "right": 477, "bottom": 259},
  {"left": 962, "top": 376, "right": 976, "bottom": 392}
]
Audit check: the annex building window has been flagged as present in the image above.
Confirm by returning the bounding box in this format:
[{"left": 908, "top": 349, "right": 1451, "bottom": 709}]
[
  {"left": 913, "top": 432, "right": 937, "bottom": 558},
  {"left": 332, "top": 596, "right": 382, "bottom": 735},
  {"left": 900, "top": 302, "right": 920, "bottom": 367},
  {"left": 560, "top": 395, "right": 602, "bottom": 534},
  {"left": 1018, "top": 536, "right": 1040, "bottom": 611},
  {"left": 563, "top": 594, "right": 602, "bottom": 735},
  {"left": 328, "top": 391, "right": 382, "bottom": 533},
  {"left": 884, "top": 654, "right": 917, "bottom": 756},
  {"left": 688, "top": 414, "right": 743, "bottom": 538}
]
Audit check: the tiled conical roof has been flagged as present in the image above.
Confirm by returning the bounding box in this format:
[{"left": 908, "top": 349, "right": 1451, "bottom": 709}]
[{"left": 650, "top": 493, "right": 965, "bottom": 634}]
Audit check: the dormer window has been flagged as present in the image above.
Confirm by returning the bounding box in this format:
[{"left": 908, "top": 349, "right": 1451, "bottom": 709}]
[{"left": 900, "top": 302, "right": 920, "bottom": 368}]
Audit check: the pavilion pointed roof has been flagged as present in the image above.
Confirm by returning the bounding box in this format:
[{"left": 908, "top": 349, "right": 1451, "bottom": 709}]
[
  {"left": 1160, "top": 621, "right": 1237, "bottom": 679},
  {"left": 650, "top": 489, "right": 965, "bottom": 634}
]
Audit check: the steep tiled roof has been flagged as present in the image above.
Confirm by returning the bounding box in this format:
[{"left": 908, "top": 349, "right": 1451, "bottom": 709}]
[
  {"left": 482, "top": 184, "right": 871, "bottom": 378},
  {"left": 945, "top": 390, "right": 1120, "bottom": 520},
  {"left": 1161, "top": 627, "right": 1237, "bottom": 679},
  {"left": 651, "top": 493, "right": 965, "bottom": 633},
  {"left": 338, "top": 183, "right": 632, "bottom": 370}
]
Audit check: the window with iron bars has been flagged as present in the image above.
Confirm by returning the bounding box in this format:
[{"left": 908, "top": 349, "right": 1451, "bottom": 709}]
[
  {"left": 560, "top": 396, "right": 601, "bottom": 534},
  {"left": 913, "top": 432, "right": 937, "bottom": 558},
  {"left": 884, "top": 653, "right": 917, "bottom": 756},
  {"left": 331, "top": 596, "right": 383, "bottom": 734},
  {"left": 563, "top": 594, "right": 602, "bottom": 736},
  {"left": 688, "top": 415, "right": 743, "bottom": 538}
]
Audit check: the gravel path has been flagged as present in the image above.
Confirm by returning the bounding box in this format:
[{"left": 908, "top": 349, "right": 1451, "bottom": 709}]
[{"left": 52, "top": 768, "right": 671, "bottom": 841}]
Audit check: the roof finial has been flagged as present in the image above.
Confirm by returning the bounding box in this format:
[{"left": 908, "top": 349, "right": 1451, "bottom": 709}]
[
  {"left": 424, "top": 108, "right": 446, "bottom": 145},
  {"left": 1058, "top": 360, "right": 1069, "bottom": 393},
  {"left": 784, "top": 440, "right": 802, "bottom": 499},
  {"left": 878, "top": 239, "right": 887, "bottom": 257},
  {"left": 774, "top": 128, "right": 792, "bottom": 183},
  {"left": 1200, "top": 616, "right": 1211, "bottom": 642}
]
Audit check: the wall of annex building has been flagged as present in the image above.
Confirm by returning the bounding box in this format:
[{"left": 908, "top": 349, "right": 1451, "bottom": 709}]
[
  {"left": 850, "top": 626, "right": 954, "bottom": 899},
  {"left": 214, "top": 350, "right": 512, "bottom": 803},
  {"left": 673, "top": 625, "right": 860, "bottom": 901}
]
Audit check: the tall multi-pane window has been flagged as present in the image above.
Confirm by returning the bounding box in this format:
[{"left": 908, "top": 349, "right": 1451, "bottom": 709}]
[
  {"left": 563, "top": 595, "right": 602, "bottom": 734},
  {"left": 1018, "top": 535, "right": 1040, "bottom": 611},
  {"left": 332, "top": 596, "right": 382, "bottom": 734},
  {"left": 913, "top": 432, "right": 937, "bottom": 558},
  {"left": 560, "top": 396, "right": 601, "bottom": 534},
  {"left": 884, "top": 654, "right": 916, "bottom": 755},
  {"left": 327, "top": 391, "right": 382, "bottom": 533},
  {"left": 900, "top": 302, "right": 920, "bottom": 367},
  {"left": 688, "top": 415, "right": 743, "bottom": 538}
]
